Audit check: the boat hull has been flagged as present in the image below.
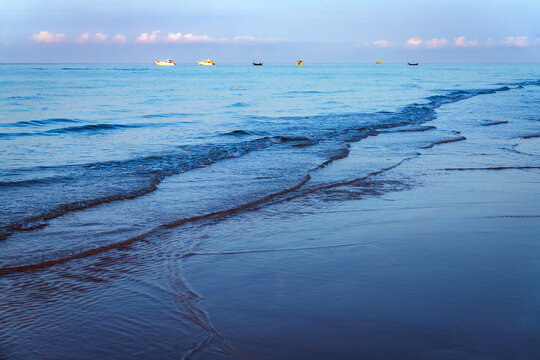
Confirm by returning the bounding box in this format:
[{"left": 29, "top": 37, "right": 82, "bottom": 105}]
[{"left": 155, "top": 61, "right": 175, "bottom": 66}]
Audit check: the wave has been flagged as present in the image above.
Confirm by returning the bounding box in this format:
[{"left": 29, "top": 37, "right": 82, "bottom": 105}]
[
  {"left": 445, "top": 166, "right": 540, "bottom": 171},
  {"left": 0, "top": 123, "right": 157, "bottom": 138},
  {"left": 1, "top": 80, "right": 537, "bottom": 242},
  {"left": 0, "top": 173, "right": 313, "bottom": 274},
  {"left": 0, "top": 136, "right": 293, "bottom": 240},
  {"left": 220, "top": 130, "right": 258, "bottom": 137},
  {"left": 0, "top": 118, "right": 80, "bottom": 128},
  {"left": 482, "top": 121, "right": 508, "bottom": 126},
  {"left": 141, "top": 112, "right": 192, "bottom": 119},
  {"left": 285, "top": 90, "right": 322, "bottom": 94},
  {"left": 420, "top": 136, "right": 467, "bottom": 149},
  {"left": 226, "top": 102, "right": 250, "bottom": 108},
  {"left": 62, "top": 67, "right": 92, "bottom": 71},
  {"left": 47, "top": 123, "right": 145, "bottom": 134},
  {"left": 0, "top": 155, "right": 415, "bottom": 274}
]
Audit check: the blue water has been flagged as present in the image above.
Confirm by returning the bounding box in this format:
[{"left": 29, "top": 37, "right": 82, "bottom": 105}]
[{"left": 0, "top": 64, "right": 539, "bottom": 359}]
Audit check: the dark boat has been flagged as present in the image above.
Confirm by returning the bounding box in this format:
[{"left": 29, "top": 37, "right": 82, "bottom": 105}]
[
  {"left": 407, "top": 62, "right": 420, "bottom": 66},
  {"left": 252, "top": 62, "right": 263, "bottom": 66}
]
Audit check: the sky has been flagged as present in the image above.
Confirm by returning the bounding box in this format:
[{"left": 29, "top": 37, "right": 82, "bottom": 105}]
[{"left": 1, "top": 0, "right": 539, "bottom": 63}]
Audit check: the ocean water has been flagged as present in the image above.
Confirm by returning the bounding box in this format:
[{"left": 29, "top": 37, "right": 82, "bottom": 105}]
[{"left": 1, "top": 63, "right": 539, "bottom": 359}]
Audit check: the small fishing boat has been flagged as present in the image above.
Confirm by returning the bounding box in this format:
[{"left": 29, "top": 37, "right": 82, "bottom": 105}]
[
  {"left": 252, "top": 61, "right": 263, "bottom": 66},
  {"left": 197, "top": 59, "right": 215, "bottom": 66},
  {"left": 407, "top": 62, "right": 420, "bottom": 66},
  {"left": 155, "top": 59, "right": 176, "bottom": 66},
  {"left": 297, "top": 60, "right": 303, "bottom": 65},
  {"left": 376, "top": 61, "right": 382, "bottom": 64}
]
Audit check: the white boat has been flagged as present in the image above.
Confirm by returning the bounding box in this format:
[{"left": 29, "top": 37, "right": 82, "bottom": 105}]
[
  {"left": 155, "top": 59, "right": 176, "bottom": 66},
  {"left": 197, "top": 59, "right": 215, "bottom": 66}
]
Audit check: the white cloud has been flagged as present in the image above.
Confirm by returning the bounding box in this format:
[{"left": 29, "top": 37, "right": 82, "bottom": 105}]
[
  {"left": 182, "top": 33, "right": 212, "bottom": 42},
  {"left": 76, "top": 33, "right": 90, "bottom": 43},
  {"left": 76, "top": 32, "right": 108, "bottom": 44},
  {"left": 233, "top": 35, "right": 257, "bottom": 42},
  {"left": 502, "top": 36, "right": 529, "bottom": 47},
  {"left": 454, "top": 36, "right": 478, "bottom": 47},
  {"left": 405, "top": 37, "right": 423, "bottom": 47},
  {"left": 425, "top": 38, "right": 448, "bottom": 48},
  {"left": 166, "top": 32, "right": 183, "bottom": 42},
  {"left": 136, "top": 30, "right": 213, "bottom": 43},
  {"left": 136, "top": 30, "right": 160, "bottom": 43},
  {"left": 373, "top": 40, "right": 393, "bottom": 48},
  {"left": 32, "top": 31, "right": 66, "bottom": 43},
  {"left": 112, "top": 34, "right": 126, "bottom": 43},
  {"left": 94, "top": 33, "right": 107, "bottom": 43}
]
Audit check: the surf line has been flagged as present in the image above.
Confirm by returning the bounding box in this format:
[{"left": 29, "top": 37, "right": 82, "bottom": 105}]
[
  {"left": 0, "top": 175, "right": 311, "bottom": 276},
  {"left": 0, "top": 151, "right": 419, "bottom": 277},
  {"left": 1, "top": 81, "right": 532, "bottom": 242}
]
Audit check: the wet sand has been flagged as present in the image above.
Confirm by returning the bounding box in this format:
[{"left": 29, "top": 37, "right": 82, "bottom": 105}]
[{"left": 180, "top": 104, "right": 540, "bottom": 359}]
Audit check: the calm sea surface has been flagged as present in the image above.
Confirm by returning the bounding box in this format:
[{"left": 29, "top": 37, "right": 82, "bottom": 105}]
[{"left": 0, "top": 64, "right": 539, "bottom": 359}]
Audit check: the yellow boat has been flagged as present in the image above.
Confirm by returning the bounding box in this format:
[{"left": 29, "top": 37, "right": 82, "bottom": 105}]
[
  {"left": 297, "top": 60, "right": 303, "bottom": 65},
  {"left": 376, "top": 61, "right": 382, "bottom": 64},
  {"left": 155, "top": 59, "right": 175, "bottom": 66},
  {"left": 197, "top": 59, "right": 215, "bottom": 66}
]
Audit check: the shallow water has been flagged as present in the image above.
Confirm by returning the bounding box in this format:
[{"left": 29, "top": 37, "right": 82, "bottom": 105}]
[{"left": 0, "top": 64, "right": 539, "bottom": 359}]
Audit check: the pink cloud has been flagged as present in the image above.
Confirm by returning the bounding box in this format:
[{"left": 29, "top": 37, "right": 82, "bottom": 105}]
[
  {"left": 94, "top": 33, "right": 107, "bottom": 43},
  {"left": 32, "top": 31, "right": 66, "bottom": 43},
  {"left": 136, "top": 31, "right": 160, "bottom": 43},
  {"left": 454, "top": 36, "right": 478, "bottom": 47},
  {"left": 373, "top": 40, "right": 393, "bottom": 48},
  {"left": 182, "top": 33, "right": 212, "bottom": 43},
  {"left": 112, "top": 34, "right": 126, "bottom": 43},
  {"left": 166, "top": 32, "right": 183, "bottom": 42},
  {"left": 76, "top": 32, "right": 108, "bottom": 44},
  {"left": 233, "top": 35, "right": 257, "bottom": 42},
  {"left": 502, "top": 36, "right": 529, "bottom": 47},
  {"left": 425, "top": 38, "right": 448, "bottom": 48},
  {"left": 405, "top": 37, "right": 422, "bottom": 47},
  {"left": 76, "top": 33, "right": 90, "bottom": 43}
]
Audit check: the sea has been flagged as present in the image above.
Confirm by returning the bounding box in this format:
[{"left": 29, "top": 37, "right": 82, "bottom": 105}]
[{"left": 1, "top": 63, "right": 539, "bottom": 359}]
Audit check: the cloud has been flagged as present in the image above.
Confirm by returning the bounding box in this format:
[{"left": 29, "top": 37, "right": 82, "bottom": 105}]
[
  {"left": 94, "top": 33, "right": 107, "bottom": 43},
  {"left": 136, "top": 30, "right": 160, "bottom": 43},
  {"left": 425, "top": 38, "right": 448, "bottom": 48},
  {"left": 76, "top": 33, "right": 90, "bottom": 43},
  {"left": 233, "top": 35, "right": 257, "bottom": 42},
  {"left": 112, "top": 34, "right": 126, "bottom": 43},
  {"left": 182, "top": 33, "right": 212, "bottom": 43},
  {"left": 76, "top": 32, "right": 108, "bottom": 44},
  {"left": 32, "top": 31, "right": 66, "bottom": 43},
  {"left": 166, "top": 32, "right": 183, "bottom": 42},
  {"left": 535, "top": 38, "right": 540, "bottom": 46},
  {"left": 164, "top": 32, "right": 213, "bottom": 43},
  {"left": 405, "top": 37, "right": 422, "bottom": 47},
  {"left": 454, "top": 36, "right": 478, "bottom": 47},
  {"left": 502, "top": 36, "right": 529, "bottom": 47},
  {"left": 373, "top": 40, "right": 393, "bottom": 48},
  {"left": 32, "top": 30, "right": 282, "bottom": 45}
]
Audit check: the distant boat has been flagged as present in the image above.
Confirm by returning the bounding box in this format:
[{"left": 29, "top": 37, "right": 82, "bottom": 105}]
[
  {"left": 155, "top": 59, "right": 175, "bottom": 66},
  {"left": 297, "top": 60, "right": 303, "bottom": 65},
  {"left": 376, "top": 61, "right": 382, "bottom": 64},
  {"left": 198, "top": 59, "right": 215, "bottom": 66},
  {"left": 252, "top": 61, "right": 263, "bottom": 66},
  {"left": 407, "top": 62, "right": 420, "bottom": 66}
]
